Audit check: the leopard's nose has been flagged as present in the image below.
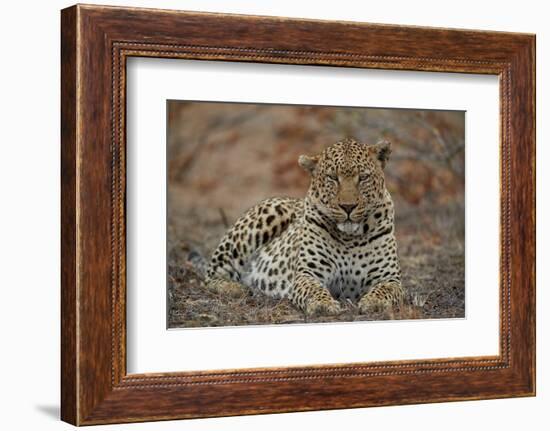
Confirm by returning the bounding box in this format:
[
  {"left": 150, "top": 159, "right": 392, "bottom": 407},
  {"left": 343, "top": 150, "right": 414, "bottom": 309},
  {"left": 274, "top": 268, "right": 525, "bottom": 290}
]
[{"left": 339, "top": 203, "right": 357, "bottom": 215}]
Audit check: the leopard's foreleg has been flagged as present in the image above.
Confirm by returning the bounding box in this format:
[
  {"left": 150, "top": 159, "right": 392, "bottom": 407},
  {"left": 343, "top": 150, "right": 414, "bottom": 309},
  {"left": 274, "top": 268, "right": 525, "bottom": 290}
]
[{"left": 290, "top": 273, "right": 342, "bottom": 316}]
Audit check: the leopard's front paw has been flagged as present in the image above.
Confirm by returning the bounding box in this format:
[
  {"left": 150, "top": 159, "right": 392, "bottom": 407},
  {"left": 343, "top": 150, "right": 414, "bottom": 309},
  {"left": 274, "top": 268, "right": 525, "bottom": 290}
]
[
  {"left": 305, "top": 297, "right": 342, "bottom": 316},
  {"left": 358, "top": 283, "right": 404, "bottom": 314},
  {"left": 358, "top": 294, "right": 391, "bottom": 314}
]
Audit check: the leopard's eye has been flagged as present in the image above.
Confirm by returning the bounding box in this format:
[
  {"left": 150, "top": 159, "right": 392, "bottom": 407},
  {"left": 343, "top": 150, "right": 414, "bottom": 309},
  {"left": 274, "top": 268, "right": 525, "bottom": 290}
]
[
  {"left": 327, "top": 174, "right": 338, "bottom": 182},
  {"left": 359, "top": 174, "right": 369, "bottom": 183}
]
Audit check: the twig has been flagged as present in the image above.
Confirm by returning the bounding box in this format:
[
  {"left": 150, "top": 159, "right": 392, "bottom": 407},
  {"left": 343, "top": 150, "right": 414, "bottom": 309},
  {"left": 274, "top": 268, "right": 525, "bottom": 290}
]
[{"left": 218, "top": 207, "right": 230, "bottom": 229}]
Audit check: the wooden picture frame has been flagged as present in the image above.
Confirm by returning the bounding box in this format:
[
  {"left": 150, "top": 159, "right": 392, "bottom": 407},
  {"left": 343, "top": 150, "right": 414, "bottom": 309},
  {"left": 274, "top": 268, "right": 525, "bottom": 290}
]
[{"left": 61, "top": 4, "right": 535, "bottom": 425}]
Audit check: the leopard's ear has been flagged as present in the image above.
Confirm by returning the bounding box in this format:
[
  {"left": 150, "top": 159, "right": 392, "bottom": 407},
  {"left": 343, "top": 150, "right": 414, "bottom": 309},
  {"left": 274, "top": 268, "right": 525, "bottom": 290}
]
[
  {"left": 298, "top": 154, "right": 319, "bottom": 174},
  {"left": 371, "top": 139, "right": 392, "bottom": 169}
]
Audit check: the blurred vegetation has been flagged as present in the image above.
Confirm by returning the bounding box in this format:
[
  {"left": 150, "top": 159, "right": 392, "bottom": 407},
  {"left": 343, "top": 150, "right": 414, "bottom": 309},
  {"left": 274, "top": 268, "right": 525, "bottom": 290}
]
[{"left": 167, "top": 101, "right": 465, "bottom": 328}]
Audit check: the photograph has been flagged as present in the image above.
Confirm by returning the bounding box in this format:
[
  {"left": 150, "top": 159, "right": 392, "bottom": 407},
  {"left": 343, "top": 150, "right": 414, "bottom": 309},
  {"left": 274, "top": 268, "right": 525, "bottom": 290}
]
[
  {"left": 167, "top": 101, "right": 466, "bottom": 328},
  {"left": 49, "top": 2, "right": 536, "bottom": 426}
]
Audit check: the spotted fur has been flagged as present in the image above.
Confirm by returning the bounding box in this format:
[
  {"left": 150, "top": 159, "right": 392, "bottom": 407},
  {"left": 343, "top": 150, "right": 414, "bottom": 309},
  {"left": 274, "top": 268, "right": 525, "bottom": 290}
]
[{"left": 206, "top": 138, "right": 404, "bottom": 316}]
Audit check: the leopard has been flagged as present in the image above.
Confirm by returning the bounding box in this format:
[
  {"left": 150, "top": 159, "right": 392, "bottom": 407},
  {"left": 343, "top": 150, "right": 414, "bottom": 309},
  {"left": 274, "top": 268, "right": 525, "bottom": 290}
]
[{"left": 205, "top": 137, "right": 405, "bottom": 316}]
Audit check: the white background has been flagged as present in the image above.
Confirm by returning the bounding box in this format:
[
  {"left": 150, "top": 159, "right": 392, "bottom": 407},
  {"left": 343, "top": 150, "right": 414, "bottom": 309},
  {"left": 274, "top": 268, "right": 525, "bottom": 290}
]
[
  {"left": 127, "top": 59, "right": 499, "bottom": 373},
  {"left": 0, "top": 0, "right": 547, "bottom": 430}
]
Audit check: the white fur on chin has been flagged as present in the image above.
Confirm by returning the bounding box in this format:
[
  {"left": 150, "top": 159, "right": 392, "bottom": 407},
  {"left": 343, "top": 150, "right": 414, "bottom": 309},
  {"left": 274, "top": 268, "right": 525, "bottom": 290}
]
[{"left": 336, "top": 222, "right": 361, "bottom": 235}]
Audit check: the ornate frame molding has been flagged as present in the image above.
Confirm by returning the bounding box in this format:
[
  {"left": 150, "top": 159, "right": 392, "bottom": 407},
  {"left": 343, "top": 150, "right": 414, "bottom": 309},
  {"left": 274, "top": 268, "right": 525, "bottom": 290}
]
[{"left": 61, "top": 5, "right": 535, "bottom": 425}]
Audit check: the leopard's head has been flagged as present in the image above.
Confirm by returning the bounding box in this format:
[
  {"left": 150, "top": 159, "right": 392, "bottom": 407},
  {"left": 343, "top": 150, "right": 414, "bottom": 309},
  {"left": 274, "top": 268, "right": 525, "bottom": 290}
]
[{"left": 299, "top": 137, "right": 391, "bottom": 235}]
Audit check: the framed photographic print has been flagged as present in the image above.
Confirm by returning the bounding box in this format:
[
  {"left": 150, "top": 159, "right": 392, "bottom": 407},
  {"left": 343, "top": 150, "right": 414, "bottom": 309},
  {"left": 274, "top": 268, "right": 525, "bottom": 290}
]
[
  {"left": 61, "top": 4, "right": 535, "bottom": 425},
  {"left": 164, "top": 101, "right": 466, "bottom": 329}
]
